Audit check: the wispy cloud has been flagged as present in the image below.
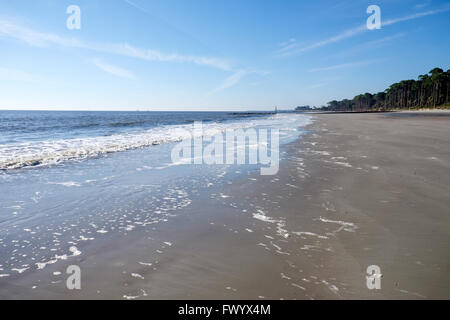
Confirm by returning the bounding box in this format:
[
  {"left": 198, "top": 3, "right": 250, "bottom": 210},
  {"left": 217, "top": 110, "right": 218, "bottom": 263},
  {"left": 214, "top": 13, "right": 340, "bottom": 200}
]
[
  {"left": 307, "top": 82, "right": 329, "bottom": 89},
  {"left": 308, "top": 59, "right": 385, "bottom": 72},
  {"left": 0, "top": 19, "right": 232, "bottom": 71},
  {"left": 208, "top": 69, "right": 269, "bottom": 95},
  {"left": 276, "top": 6, "right": 450, "bottom": 57},
  {"left": 359, "top": 32, "right": 407, "bottom": 46},
  {"left": 382, "top": 7, "right": 449, "bottom": 26},
  {"left": 276, "top": 38, "right": 299, "bottom": 56},
  {"left": 208, "top": 69, "right": 251, "bottom": 95},
  {"left": 275, "top": 25, "right": 366, "bottom": 57},
  {"left": 124, "top": 0, "right": 150, "bottom": 14},
  {"left": 0, "top": 19, "right": 268, "bottom": 95},
  {"left": 91, "top": 59, "right": 135, "bottom": 79},
  {"left": 331, "top": 32, "right": 407, "bottom": 58},
  {"left": 415, "top": 1, "right": 431, "bottom": 9},
  {"left": 0, "top": 19, "right": 84, "bottom": 47},
  {"left": 113, "top": 43, "right": 232, "bottom": 70}
]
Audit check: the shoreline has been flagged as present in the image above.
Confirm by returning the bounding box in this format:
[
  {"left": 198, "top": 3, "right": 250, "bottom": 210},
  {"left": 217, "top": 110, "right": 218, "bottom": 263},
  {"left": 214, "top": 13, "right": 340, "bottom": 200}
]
[
  {"left": 125, "top": 111, "right": 450, "bottom": 299},
  {"left": 1, "top": 112, "right": 449, "bottom": 299},
  {"left": 286, "top": 112, "right": 450, "bottom": 299}
]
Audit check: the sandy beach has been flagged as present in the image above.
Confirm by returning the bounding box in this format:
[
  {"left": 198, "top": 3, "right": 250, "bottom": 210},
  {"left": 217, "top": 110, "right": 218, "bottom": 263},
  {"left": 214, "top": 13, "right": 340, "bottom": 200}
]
[
  {"left": 1, "top": 111, "right": 449, "bottom": 300},
  {"left": 125, "top": 111, "right": 450, "bottom": 300},
  {"left": 139, "top": 111, "right": 450, "bottom": 300}
]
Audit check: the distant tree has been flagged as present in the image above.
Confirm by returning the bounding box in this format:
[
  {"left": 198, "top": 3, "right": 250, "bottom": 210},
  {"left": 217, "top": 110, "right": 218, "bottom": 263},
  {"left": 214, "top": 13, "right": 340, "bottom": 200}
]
[
  {"left": 295, "top": 105, "right": 312, "bottom": 111},
  {"left": 314, "top": 67, "right": 450, "bottom": 112},
  {"left": 327, "top": 100, "right": 339, "bottom": 111},
  {"left": 373, "top": 92, "right": 386, "bottom": 110}
]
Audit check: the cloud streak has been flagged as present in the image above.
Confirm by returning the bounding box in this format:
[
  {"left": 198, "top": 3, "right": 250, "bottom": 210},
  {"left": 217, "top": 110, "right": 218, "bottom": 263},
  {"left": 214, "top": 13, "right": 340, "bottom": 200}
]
[
  {"left": 0, "top": 19, "right": 265, "bottom": 94},
  {"left": 308, "top": 59, "right": 385, "bottom": 72},
  {"left": 124, "top": 0, "right": 150, "bottom": 14},
  {"left": 330, "top": 32, "right": 407, "bottom": 58},
  {"left": 208, "top": 70, "right": 250, "bottom": 95},
  {"left": 0, "top": 19, "right": 232, "bottom": 71},
  {"left": 208, "top": 69, "right": 269, "bottom": 95},
  {"left": 276, "top": 6, "right": 450, "bottom": 57},
  {"left": 91, "top": 59, "right": 135, "bottom": 79}
]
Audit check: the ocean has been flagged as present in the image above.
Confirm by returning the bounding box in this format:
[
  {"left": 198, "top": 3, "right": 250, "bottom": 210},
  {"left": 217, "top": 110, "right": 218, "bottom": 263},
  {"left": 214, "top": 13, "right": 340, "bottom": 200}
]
[
  {"left": 0, "top": 110, "right": 310, "bottom": 170},
  {"left": 0, "top": 110, "right": 311, "bottom": 297}
]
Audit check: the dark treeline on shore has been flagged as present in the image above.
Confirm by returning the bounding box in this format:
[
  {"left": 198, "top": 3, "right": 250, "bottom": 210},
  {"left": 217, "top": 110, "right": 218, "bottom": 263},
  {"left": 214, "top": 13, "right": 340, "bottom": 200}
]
[{"left": 320, "top": 67, "right": 450, "bottom": 112}]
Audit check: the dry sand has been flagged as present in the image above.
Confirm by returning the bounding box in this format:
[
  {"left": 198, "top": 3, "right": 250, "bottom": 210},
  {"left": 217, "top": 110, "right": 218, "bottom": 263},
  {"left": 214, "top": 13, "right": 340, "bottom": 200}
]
[{"left": 277, "top": 111, "right": 450, "bottom": 299}]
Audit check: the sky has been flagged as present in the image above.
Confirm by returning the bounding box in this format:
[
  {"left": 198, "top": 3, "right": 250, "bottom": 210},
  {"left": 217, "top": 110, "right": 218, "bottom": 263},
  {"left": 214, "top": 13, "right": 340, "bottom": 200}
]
[{"left": 0, "top": 0, "right": 449, "bottom": 111}]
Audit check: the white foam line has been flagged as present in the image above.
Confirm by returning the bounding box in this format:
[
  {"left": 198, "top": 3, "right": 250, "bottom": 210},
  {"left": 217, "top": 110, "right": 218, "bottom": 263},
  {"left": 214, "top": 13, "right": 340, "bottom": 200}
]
[
  {"left": 0, "top": 114, "right": 312, "bottom": 170},
  {"left": 319, "top": 217, "right": 355, "bottom": 227},
  {"left": 292, "top": 231, "right": 329, "bottom": 239},
  {"left": 292, "top": 283, "right": 306, "bottom": 290},
  {"left": 11, "top": 267, "right": 29, "bottom": 274},
  {"left": 322, "top": 280, "right": 339, "bottom": 295},
  {"left": 48, "top": 181, "right": 81, "bottom": 187}
]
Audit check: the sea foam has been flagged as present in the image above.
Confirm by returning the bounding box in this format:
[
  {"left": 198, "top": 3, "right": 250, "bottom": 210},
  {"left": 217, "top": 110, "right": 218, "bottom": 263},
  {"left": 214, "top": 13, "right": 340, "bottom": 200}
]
[{"left": 0, "top": 114, "right": 311, "bottom": 170}]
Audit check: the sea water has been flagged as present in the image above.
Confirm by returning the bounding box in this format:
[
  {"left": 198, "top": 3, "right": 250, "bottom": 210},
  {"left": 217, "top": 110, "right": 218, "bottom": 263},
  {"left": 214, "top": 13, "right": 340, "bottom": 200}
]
[{"left": 0, "top": 110, "right": 311, "bottom": 288}]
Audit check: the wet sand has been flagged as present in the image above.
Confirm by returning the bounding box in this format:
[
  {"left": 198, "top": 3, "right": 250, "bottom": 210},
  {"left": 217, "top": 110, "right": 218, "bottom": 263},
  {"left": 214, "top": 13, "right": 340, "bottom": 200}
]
[
  {"left": 131, "top": 111, "right": 449, "bottom": 300},
  {"left": 157, "top": 111, "right": 450, "bottom": 299},
  {"left": 2, "top": 112, "right": 449, "bottom": 299}
]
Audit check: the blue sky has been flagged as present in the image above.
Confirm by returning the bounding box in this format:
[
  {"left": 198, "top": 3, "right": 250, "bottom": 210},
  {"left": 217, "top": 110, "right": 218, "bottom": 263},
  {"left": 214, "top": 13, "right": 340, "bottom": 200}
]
[{"left": 0, "top": 0, "right": 449, "bottom": 111}]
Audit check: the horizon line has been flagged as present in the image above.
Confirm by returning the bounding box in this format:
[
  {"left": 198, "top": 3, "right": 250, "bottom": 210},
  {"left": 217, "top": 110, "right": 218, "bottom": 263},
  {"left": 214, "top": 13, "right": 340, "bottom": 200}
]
[{"left": 0, "top": 107, "right": 289, "bottom": 112}]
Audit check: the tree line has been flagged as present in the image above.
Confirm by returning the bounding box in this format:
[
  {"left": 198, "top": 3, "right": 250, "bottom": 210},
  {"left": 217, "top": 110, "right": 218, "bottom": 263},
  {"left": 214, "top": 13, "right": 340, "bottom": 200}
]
[{"left": 320, "top": 67, "right": 450, "bottom": 112}]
